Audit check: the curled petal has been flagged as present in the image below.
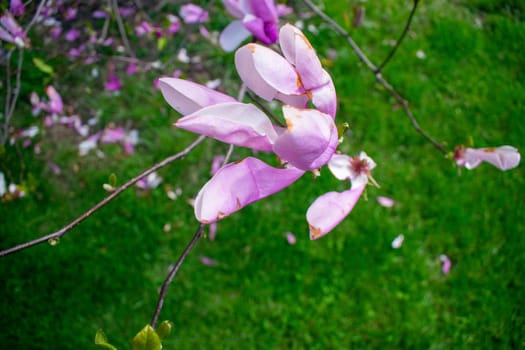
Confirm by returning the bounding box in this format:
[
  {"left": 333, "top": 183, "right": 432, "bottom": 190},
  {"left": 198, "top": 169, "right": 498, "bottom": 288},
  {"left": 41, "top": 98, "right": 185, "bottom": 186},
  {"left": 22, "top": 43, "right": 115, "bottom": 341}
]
[
  {"left": 235, "top": 43, "right": 303, "bottom": 101},
  {"left": 220, "top": 20, "right": 251, "bottom": 52},
  {"left": 159, "top": 77, "right": 235, "bottom": 115},
  {"left": 464, "top": 146, "right": 520, "bottom": 171},
  {"left": 310, "top": 71, "right": 337, "bottom": 118},
  {"left": 250, "top": 0, "right": 278, "bottom": 21},
  {"left": 176, "top": 102, "right": 278, "bottom": 151},
  {"left": 306, "top": 185, "right": 365, "bottom": 240},
  {"left": 272, "top": 106, "right": 338, "bottom": 170},
  {"left": 194, "top": 157, "right": 304, "bottom": 223},
  {"left": 279, "top": 24, "right": 328, "bottom": 90}
]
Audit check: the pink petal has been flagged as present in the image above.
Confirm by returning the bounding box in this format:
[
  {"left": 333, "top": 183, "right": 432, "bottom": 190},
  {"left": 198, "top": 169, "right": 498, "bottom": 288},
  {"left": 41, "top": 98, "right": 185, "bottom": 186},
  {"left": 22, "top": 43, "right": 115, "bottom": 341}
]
[
  {"left": 219, "top": 20, "right": 252, "bottom": 52},
  {"left": 440, "top": 254, "right": 451, "bottom": 274},
  {"left": 158, "top": 77, "right": 235, "bottom": 115},
  {"left": 306, "top": 185, "right": 365, "bottom": 240},
  {"left": 199, "top": 256, "right": 218, "bottom": 266},
  {"left": 242, "top": 14, "right": 277, "bottom": 45},
  {"left": 176, "top": 102, "right": 277, "bottom": 151},
  {"left": 100, "top": 127, "right": 125, "bottom": 143},
  {"left": 327, "top": 154, "right": 353, "bottom": 180},
  {"left": 10, "top": 0, "right": 25, "bottom": 16},
  {"left": 279, "top": 24, "right": 326, "bottom": 90},
  {"left": 211, "top": 155, "right": 226, "bottom": 175},
  {"left": 180, "top": 4, "right": 209, "bottom": 24},
  {"left": 45, "top": 86, "right": 63, "bottom": 114},
  {"left": 310, "top": 72, "right": 337, "bottom": 118},
  {"left": 235, "top": 43, "right": 303, "bottom": 101},
  {"left": 285, "top": 232, "right": 296, "bottom": 245},
  {"left": 464, "top": 146, "right": 520, "bottom": 171},
  {"left": 105, "top": 74, "right": 122, "bottom": 91},
  {"left": 273, "top": 106, "right": 338, "bottom": 170},
  {"left": 222, "top": 0, "right": 244, "bottom": 18},
  {"left": 391, "top": 234, "right": 404, "bottom": 249},
  {"left": 276, "top": 4, "right": 293, "bottom": 16},
  {"left": 377, "top": 196, "right": 395, "bottom": 208},
  {"left": 194, "top": 157, "right": 304, "bottom": 223}
]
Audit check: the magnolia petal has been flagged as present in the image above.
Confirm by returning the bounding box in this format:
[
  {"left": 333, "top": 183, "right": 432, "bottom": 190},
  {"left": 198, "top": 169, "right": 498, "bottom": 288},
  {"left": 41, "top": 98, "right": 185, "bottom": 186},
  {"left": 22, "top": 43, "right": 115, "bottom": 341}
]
[
  {"left": 46, "top": 86, "right": 63, "bottom": 114},
  {"left": 194, "top": 157, "right": 304, "bottom": 223},
  {"left": 310, "top": 72, "right": 337, "bottom": 118},
  {"left": 176, "top": 102, "right": 278, "bottom": 151},
  {"left": 272, "top": 106, "right": 338, "bottom": 170},
  {"left": 222, "top": 0, "right": 244, "bottom": 18},
  {"left": 328, "top": 154, "right": 352, "bottom": 180},
  {"left": 235, "top": 43, "right": 303, "bottom": 101},
  {"left": 250, "top": 0, "right": 278, "bottom": 21},
  {"left": 158, "top": 77, "right": 235, "bottom": 115},
  {"left": 276, "top": 92, "right": 309, "bottom": 108},
  {"left": 220, "top": 20, "right": 252, "bottom": 52},
  {"left": 279, "top": 24, "right": 327, "bottom": 90},
  {"left": 242, "top": 14, "right": 277, "bottom": 44},
  {"left": 306, "top": 185, "right": 365, "bottom": 240},
  {"left": 464, "top": 146, "right": 520, "bottom": 171}
]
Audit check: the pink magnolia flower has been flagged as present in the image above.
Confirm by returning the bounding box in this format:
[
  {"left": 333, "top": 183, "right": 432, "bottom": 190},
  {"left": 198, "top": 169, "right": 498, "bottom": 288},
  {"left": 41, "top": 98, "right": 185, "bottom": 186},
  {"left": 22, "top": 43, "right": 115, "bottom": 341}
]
[
  {"left": 10, "top": 0, "right": 25, "bottom": 16},
  {"left": 159, "top": 25, "right": 363, "bottom": 239},
  {"left": 64, "top": 28, "right": 81, "bottom": 42},
  {"left": 30, "top": 86, "right": 63, "bottom": 116},
  {"left": 454, "top": 145, "right": 520, "bottom": 171},
  {"left": 179, "top": 4, "right": 209, "bottom": 24},
  {"left": 220, "top": 0, "right": 292, "bottom": 51},
  {"left": 235, "top": 24, "right": 337, "bottom": 117},
  {"left": 136, "top": 172, "right": 163, "bottom": 190},
  {"left": 105, "top": 74, "right": 122, "bottom": 92},
  {"left": 0, "top": 11, "right": 30, "bottom": 47},
  {"left": 135, "top": 21, "right": 152, "bottom": 37}
]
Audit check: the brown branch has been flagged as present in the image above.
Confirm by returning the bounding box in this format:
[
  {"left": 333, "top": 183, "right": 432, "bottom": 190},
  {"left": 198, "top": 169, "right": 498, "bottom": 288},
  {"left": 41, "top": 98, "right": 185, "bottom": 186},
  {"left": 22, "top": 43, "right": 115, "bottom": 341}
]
[
  {"left": 376, "top": 0, "right": 420, "bottom": 73},
  {"left": 150, "top": 223, "right": 205, "bottom": 328},
  {"left": 302, "top": 0, "right": 447, "bottom": 154},
  {"left": 0, "top": 135, "right": 206, "bottom": 258},
  {"left": 110, "top": 0, "right": 134, "bottom": 57}
]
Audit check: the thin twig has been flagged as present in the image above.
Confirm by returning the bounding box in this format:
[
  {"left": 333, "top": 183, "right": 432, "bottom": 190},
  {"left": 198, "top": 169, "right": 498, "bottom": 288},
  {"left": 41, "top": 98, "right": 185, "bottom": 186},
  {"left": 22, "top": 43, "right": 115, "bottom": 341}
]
[
  {"left": 149, "top": 81, "right": 247, "bottom": 327},
  {"left": 303, "top": 0, "right": 446, "bottom": 154},
  {"left": 2, "top": 50, "right": 13, "bottom": 145},
  {"left": 111, "top": 0, "right": 134, "bottom": 57},
  {"left": 246, "top": 91, "right": 286, "bottom": 128},
  {"left": 0, "top": 135, "right": 206, "bottom": 258},
  {"left": 376, "top": 0, "right": 420, "bottom": 73},
  {"left": 24, "top": 0, "right": 49, "bottom": 34},
  {"left": 150, "top": 223, "right": 205, "bottom": 328}
]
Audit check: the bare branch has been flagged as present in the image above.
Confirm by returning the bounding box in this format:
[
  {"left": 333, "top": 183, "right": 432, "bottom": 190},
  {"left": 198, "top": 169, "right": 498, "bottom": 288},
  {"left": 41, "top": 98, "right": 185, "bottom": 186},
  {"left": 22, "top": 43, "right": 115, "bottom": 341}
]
[
  {"left": 376, "top": 0, "right": 420, "bottom": 73},
  {"left": 150, "top": 223, "right": 205, "bottom": 328},
  {"left": 0, "top": 135, "right": 206, "bottom": 257},
  {"left": 303, "top": 0, "right": 447, "bottom": 154},
  {"left": 110, "top": 0, "right": 134, "bottom": 57}
]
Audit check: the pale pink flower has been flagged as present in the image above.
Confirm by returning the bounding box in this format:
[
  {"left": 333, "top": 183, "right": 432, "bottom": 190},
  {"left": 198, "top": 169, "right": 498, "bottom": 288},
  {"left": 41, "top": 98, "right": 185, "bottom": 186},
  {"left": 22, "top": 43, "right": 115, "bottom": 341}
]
[
  {"left": 285, "top": 232, "right": 296, "bottom": 245},
  {"left": 0, "top": 12, "right": 30, "bottom": 47},
  {"left": 454, "top": 145, "right": 520, "bottom": 171},
  {"left": 105, "top": 74, "right": 122, "bottom": 92},
  {"left": 199, "top": 256, "right": 218, "bottom": 266},
  {"left": 180, "top": 4, "right": 209, "bottom": 24}
]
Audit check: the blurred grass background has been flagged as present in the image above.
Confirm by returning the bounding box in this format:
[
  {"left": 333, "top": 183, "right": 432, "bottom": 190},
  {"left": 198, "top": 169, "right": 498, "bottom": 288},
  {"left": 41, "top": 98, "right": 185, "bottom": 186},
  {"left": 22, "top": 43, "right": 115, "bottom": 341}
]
[{"left": 1, "top": 0, "right": 524, "bottom": 348}]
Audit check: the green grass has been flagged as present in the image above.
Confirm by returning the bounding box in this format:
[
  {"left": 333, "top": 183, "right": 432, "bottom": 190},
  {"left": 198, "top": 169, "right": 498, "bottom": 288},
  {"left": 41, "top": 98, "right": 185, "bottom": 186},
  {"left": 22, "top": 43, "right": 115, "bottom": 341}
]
[{"left": 1, "top": 0, "right": 524, "bottom": 349}]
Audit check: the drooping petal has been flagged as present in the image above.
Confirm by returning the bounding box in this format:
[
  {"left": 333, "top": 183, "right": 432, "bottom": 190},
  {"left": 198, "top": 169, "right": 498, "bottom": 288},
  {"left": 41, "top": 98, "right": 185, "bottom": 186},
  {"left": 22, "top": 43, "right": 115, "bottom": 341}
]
[
  {"left": 235, "top": 43, "right": 303, "bottom": 101},
  {"left": 158, "top": 77, "right": 235, "bottom": 115},
  {"left": 219, "top": 20, "right": 252, "bottom": 52},
  {"left": 464, "top": 146, "right": 520, "bottom": 171},
  {"left": 272, "top": 106, "right": 338, "bottom": 170},
  {"left": 175, "top": 102, "right": 278, "bottom": 151},
  {"left": 306, "top": 185, "right": 365, "bottom": 240},
  {"left": 194, "top": 157, "right": 304, "bottom": 223}
]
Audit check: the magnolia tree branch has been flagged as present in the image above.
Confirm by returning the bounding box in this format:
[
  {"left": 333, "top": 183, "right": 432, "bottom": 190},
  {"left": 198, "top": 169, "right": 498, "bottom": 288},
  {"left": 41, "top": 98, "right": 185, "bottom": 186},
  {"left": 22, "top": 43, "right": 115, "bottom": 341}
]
[
  {"left": 1, "top": 48, "right": 24, "bottom": 145},
  {"left": 0, "top": 135, "right": 206, "bottom": 258},
  {"left": 149, "top": 82, "right": 247, "bottom": 329},
  {"left": 303, "top": 0, "right": 447, "bottom": 154},
  {"left": 150, "top": 223, "right": 205, "bottom": 328},
  {"left": 110, "top": 0, "right": 134, "bottom": 57}
]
